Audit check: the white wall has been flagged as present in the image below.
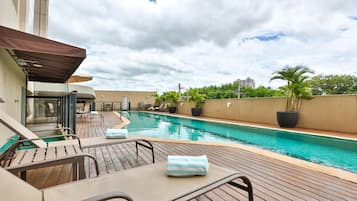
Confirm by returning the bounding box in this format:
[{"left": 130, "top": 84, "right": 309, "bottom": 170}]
[
  {"left": 0, "top": 49, "right": 26, "bottom": 145},
  {"left": 0, "top": 0, "right": 19, "bottom": 29}
]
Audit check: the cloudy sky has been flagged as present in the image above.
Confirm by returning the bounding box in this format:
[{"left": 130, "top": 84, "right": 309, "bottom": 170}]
[{"left": 48, "top": 0, "right": 357, "bottom": 92}]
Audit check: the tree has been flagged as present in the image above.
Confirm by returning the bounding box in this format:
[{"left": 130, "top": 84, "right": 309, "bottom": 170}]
[
  {"left": 270, "top": 65, "right": 314, "bottom": 112},
  {"left": 187, "top": 89, "right": 207, "bottom": 108},
  {"left": 162, "top": 91, "right": 180, "bottom": 107},
  {"left": 153, "top": 92, "right": 166, "bottom": 105},
  {"left": 243, "top": 86, "right": 285, "bottom": 98},
  {"left": 309, "top": 75, "right": 357, "bottom": 95}
]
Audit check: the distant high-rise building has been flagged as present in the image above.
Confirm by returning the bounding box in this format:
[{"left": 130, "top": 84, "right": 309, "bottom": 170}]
[
  {"left": 236, "top": 77, "right": 255, "bottom": 88},
  {"left": 236, "top": 77, "right": 255, "bottom": 98}
]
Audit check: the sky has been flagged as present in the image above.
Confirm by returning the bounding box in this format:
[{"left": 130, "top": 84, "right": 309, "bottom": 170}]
[{"left": 48, "top": 0, "right": 357, "bottom": 93}]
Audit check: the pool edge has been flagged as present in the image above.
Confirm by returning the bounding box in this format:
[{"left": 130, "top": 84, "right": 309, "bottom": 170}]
[{"left": 145, "top": 137, "right": 357, "bottom": 184}]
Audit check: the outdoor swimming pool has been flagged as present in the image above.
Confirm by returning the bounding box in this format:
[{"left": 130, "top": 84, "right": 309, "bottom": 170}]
[{"left": 120, "top": 112, "right": 357, "bottom": 172}]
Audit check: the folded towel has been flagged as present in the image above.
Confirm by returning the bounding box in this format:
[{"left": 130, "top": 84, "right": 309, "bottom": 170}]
[
  {"left": 90, "top": 111, "right": 98, "bottom": 115},
  {"left": 105, "top": 129, "right": 128, "bottom": 139},
  {"left": 167, "top": 155, "right": 209, "bottom": 177}
]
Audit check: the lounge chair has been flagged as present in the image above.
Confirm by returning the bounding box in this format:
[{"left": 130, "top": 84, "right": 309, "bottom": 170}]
[
  {"left": 76, "top": 102, "right": 91, "bottom": 117},
  {"left": 159, "top": 103, "right": 169, "bottom": 112},
  {"left": 0, "top": 162, "right": 253, "bottom": 201},
  {"left": 148, "top": 103, "right": 164, "bottom": 111},
  {"left": 0, "top": 110, "right": 155, "bottom": 178},
  {"left": 0, "top": 110, "right": 154, "bottom": 155}
]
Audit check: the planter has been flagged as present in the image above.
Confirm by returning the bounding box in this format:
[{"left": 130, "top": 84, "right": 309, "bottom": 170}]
[
  {"left": 191, "top": 108, "right": 202, "bottom": 116},
  {"left": 168, "top": 107, "right": 177, "bottom": 113},
  {"left": 277, "top": 112, "right": 298, "bottom": 128}
]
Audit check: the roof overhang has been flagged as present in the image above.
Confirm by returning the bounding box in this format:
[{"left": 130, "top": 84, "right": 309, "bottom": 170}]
[
  {"left": 32, "top": 82, "right": 96, "bottom": 99},
  {"left": 0, "top": 25, "right": 86, "bottom": 83}
]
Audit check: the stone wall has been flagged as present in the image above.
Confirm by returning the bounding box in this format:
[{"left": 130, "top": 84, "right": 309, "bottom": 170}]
[{"left": 176, "top": 95, "right": 357, "bottom": 134}]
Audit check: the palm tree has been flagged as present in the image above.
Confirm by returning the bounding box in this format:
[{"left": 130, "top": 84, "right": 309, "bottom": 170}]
[
  {"left": 187, "top": 89, "right": 207, "bottom": 108},
  {"left": 270, "top": 66, "right": 314, "bottom": 112},
  {"left": 163, "top": 91, "right": 180, "bottom": 107}
]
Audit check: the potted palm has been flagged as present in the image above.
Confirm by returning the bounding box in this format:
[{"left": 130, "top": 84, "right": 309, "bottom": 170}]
[
  {"left": 270, "top": 66, "right": 314, "bottom": 128},
  {"left": 187, "top": 89, "right": 207, "bottom": 116},
  {"left": 163, "top": 91, "right": 180, "bottom": 113},
  {"left": 153, "top": 92, "right": 163, "bottom": 107}
]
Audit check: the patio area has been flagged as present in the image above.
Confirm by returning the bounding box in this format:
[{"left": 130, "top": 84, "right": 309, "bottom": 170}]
[{"left": 25, "top": 112, "right": 357, "bottom": 200}]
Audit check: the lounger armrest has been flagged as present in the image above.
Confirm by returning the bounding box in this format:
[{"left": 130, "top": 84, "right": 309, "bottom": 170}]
[
  {"left": 82, "top": 192, "right": 133, "bottom": 201},
  {"left": 6, "top": 153, "right": 100, "bottom": 177},
  {"left": 30, "top": 127, "right": 75, "bottom": 134},
  {"left": 16, "top": 134, "right": 82, "bottom": 149}
]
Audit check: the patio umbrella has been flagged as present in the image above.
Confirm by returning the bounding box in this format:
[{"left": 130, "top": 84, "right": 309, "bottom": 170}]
[{"left": 68, "top": 74, "right": 93, "bottom": 83}]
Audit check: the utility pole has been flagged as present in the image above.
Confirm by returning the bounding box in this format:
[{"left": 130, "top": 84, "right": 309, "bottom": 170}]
[
  {"left": 237, "top": 79, "right": 241, "bottom": 99},
  {"left": 178, "top": 83, "right": 184, "bottom": 94},
  {"left": 237, "top": 84, "right": 241, "bottom": 99}
]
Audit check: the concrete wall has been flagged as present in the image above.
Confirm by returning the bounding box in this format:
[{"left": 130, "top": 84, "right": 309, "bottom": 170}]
[
  {"left": 33, "top": 0, "right": 48, "bottom": 36},
  {"left": 95, "top": 90, "right": 156, "bottom": 111},
  {"left": 0, "top": 49, "right": 27, "bottom": 145},
  {"left": 176, "top": 95, "right": 357, "bottom": 134},
  {"left": 0, "top": 0, "right": 28, "bottom": 31},
  {"left": 0, "top": 0, "right": 19, "bottom": 29}
]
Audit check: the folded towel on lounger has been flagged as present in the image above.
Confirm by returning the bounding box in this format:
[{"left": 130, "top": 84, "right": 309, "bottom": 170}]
[
  {"left": 167, "top": 155, "right": 209, "bottom": 177},
  {"left": 90, "top": 111, "right": 98, "bottom": 115},
  {"left": 105, "top": 129, "right": 128, "bottom": 139}
]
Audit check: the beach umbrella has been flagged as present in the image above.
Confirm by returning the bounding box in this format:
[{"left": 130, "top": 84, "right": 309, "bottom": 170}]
[{"left": 68, "top": 74, "right": 93, "bottom": 83}]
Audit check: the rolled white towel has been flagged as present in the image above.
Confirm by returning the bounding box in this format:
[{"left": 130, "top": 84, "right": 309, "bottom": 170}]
[
  {"left": 105, "top": 129, "right": 128, "bottom": 139},
  {"left": 167, "top": 155, "right": 209, "bottom": 177}
]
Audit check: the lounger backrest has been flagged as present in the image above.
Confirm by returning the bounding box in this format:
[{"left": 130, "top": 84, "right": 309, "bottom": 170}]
[
  {"left": 0, "top": 110, "right": 47, "bottom": 148},
  {"left": 0, "top": 167, "right": 42, "bottom": 201}
]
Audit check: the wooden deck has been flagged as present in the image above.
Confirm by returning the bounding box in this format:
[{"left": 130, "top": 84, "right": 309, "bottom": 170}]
[{"left": 26, "top": 112, "right": 357, "bottom": 200}]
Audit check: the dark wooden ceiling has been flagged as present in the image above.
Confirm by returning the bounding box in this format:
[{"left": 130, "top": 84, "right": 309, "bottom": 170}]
[{"left": 0, "top": 25, "right": 86, "bottom": 83}]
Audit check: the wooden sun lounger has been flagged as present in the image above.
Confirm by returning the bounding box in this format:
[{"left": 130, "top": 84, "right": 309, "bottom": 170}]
[
  {"left": 0, "top": 162, "right": 253, "bottom": 201},
  {"left": 0, "top": 110, "right": 155, "bottom": 163},
  {"left": 1, "top": 144, "right": 99, "bottom": 181}
]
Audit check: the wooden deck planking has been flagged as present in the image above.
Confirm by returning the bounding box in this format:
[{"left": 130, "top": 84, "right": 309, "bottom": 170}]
[
  {"left": 24, "top": 112, "right": 357, "bottom": 201},
  {"left": 154, "top": 142, "right": 357, "bottom": 201}
]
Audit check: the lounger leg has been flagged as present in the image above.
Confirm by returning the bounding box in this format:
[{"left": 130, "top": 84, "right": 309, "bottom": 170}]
[
  {"left": 228, "top": 176, "right": 254, "bottom": 201},
  {"left": 72, "top": 162, "right": 78, "bottom": 180},
  {"left": 135, "top": 142, "right": 139, "bottom": 159},
  {"left": 79, "top": 158, "right": 86, "bottom": 179},
  {"left": 20, "top": 171, "right": 27, "bottom": 181},
  {"left": 136, "top": 140, "right": 155, "bottom": 163}
]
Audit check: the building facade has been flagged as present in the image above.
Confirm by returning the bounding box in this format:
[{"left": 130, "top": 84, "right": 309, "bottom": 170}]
[
  {"left": 95, "top": 90, "right": 156, "bottom": 111},
  {"left": 236, "top": 77, "right": 255, "bottom": 88},
  {"left": 0, "top": 0, "right": 33, "bottom": 145}
]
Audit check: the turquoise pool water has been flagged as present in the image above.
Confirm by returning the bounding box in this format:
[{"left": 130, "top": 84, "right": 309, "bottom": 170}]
[{"left": 120, "top": 112, "right": 357, "bottom": 172}]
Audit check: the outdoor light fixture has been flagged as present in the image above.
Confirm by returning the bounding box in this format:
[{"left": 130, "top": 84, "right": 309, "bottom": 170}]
[
  {"left": 32, "top": 63, "right": 43, "bottom": 68},
  {"left": 0, "top": 97, "right": 5, "bottom": 103},
  {"left": 16, "top": 58, "right": 27, "bottom": 66},
  {"left": 226, "top": 102, "right": 231, "bottom": 108},
  {"left": 16, "top": 58, "right": 42, "bottom": 68}
]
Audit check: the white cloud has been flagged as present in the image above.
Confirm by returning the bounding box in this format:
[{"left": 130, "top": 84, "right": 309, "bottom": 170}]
[{"left": 48, "top": 0, "right": 357, "bottom": 91}]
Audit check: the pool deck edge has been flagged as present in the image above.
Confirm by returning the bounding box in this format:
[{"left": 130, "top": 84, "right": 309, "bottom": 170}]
[{"left": 146, "top": 137, "right": 357, "bottom": 184}]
